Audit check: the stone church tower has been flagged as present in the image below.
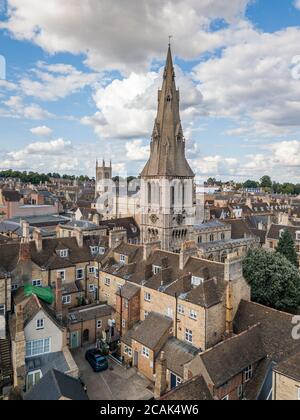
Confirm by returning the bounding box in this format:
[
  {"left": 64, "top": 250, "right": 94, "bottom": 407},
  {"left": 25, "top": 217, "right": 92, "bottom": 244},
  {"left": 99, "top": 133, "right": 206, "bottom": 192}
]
[
  {"left": 140, "top": 45, "right": 195, "bottom": 252},
  {"left": 95, "top": 159, "right": 112, "bottom": 198}
]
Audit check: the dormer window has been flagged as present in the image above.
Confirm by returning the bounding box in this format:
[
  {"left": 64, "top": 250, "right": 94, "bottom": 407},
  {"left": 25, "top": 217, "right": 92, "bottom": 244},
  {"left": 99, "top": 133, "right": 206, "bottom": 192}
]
[
  {"left": 153, "top": 265, "right": 161, "bottom": 275},
  {"left": 59, "top": 249, "right": 69, "bottom": 258},
  {"left": 99, "top": 247, "right": 105, "bottom": 255},
  {"left": 191, "top": 276, "right": 204, "bottom": 287},
  {"left": 90, "top": 246, "right": 99, "bottom": 255},
  {"left": 120, "top": 254, "right": 126, "bottom": 264}
]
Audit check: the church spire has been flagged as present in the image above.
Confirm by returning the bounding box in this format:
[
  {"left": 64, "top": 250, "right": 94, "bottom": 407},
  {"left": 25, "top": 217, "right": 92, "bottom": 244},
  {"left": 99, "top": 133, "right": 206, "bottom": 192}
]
[{"left": 141, "top": 44, "right": 194, "bottom": 178}]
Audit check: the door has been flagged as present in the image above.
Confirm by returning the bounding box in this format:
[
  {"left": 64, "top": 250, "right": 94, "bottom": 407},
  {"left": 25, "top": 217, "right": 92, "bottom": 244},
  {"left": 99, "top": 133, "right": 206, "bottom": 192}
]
[
  {"left": 170, "top": 373, "right": 182, "bottom": 390},
  {"left": 83, "top": 329, "right": 90, "bottom": 343},
  {"left": 70, "top": 331, "right": 79, "bottom": 349},
  {"left": 133, "top": 351, "right": 139, "bottom": 367}
]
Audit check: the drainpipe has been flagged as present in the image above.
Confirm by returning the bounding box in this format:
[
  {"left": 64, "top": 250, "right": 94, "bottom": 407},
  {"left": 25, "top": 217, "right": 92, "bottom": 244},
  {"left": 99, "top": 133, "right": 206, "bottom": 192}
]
[
  {"left": 97, "top": 261, "right": 101, "bottom": 302},
  {"left": 120, "top": 292, "right": 123, "bottom": 338},
  {"left": 175, "top": 293, "right": 178, "bottom": 339}
]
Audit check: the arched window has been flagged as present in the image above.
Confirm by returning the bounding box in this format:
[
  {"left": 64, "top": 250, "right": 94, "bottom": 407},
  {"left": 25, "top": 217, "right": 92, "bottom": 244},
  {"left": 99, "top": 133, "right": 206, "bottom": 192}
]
[
  {"left": 221, "top": 252, "right": 227, "bottom": 263},
  {"left": 182, "top": 182, "right": 185, "bottom": 208},
  {"left": 198, "top": 236, "right": 202, "bottom": 244},
  {"left": 209, "top": 234, "right": 214, "bottom": 242},
  {"left": 221, "top": 233, "right": 225, "bottom": 241}
]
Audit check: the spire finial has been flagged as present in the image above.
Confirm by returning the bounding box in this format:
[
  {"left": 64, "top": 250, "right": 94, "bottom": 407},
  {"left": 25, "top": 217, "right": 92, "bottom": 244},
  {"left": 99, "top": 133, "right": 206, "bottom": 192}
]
[{"left": 168, "top": 35, "right": 173, "bottom": 47}]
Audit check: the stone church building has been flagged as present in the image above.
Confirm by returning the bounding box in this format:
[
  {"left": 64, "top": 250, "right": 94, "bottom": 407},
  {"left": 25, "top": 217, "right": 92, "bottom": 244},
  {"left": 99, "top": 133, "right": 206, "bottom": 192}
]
[{"left": 95, "top": 46, "right": 257, "bottom": 257}]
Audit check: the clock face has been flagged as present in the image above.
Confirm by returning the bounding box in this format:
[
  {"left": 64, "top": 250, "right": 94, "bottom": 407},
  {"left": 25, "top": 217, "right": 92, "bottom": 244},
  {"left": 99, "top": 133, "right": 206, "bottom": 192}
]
[{"left": 150, "top": 214, "right": 159, "bottom": 224}]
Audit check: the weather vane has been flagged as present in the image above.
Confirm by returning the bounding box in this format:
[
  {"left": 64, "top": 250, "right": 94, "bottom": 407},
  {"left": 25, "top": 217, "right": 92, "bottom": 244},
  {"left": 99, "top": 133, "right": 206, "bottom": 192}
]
[{"left": 168, "top": 35, "right": 173, "bottom": 46}]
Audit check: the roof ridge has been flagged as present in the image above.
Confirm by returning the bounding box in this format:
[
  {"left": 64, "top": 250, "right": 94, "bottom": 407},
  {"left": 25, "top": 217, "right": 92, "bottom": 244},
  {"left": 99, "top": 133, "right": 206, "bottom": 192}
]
[
  {"left": 241, "top": 299, "right": 295, "bottom": 319},
  {"left": 201, "top": 323, "right": 262, "bottom": 357}
]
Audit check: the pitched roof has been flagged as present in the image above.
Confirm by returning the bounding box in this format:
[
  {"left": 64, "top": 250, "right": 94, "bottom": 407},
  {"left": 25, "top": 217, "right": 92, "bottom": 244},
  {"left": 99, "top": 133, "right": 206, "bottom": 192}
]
[
  {"left": 2, "top": 190, "right": 22, "bottom": 202},
  {"left": 234, "top": 300, "right": 300, "bottom": 363},
  {"left": 161, "top": 337, "right": 199, "bottom": 377},
  {"left": 267, "top": 224, "right": 300, "bottom": 241},
  {"left": 274, "top": 351, "right": 300, "bottom": 382},
  {"left": 127, "top": 312, "right": 172, "bottom": 350},
  {"left": 223, "top": 219, "right": 253, "bottom": 239},
  {"left": 68, "top": 304, "right": 114, "bottom": 324},
  {"left": 24, "top": 369, "right": 89, "bottom": 400},
  {"left": 160, "top": 376, "right": 212, "bottom": 401},
  {"left": 200, "top": 324, "right": 266, "bottom": 387}
]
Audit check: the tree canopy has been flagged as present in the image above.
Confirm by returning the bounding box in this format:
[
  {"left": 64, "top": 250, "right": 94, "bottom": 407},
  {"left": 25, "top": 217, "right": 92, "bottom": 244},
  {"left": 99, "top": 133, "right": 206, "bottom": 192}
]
[
  {"left": 243, "top": 247, "right": 300, "bottom": 313},
  {"left": 276, "top": 229, "right": 299, "bottom": 267},
  {"left": 0, "top": 169, "right": 91, "bottom": 184}
]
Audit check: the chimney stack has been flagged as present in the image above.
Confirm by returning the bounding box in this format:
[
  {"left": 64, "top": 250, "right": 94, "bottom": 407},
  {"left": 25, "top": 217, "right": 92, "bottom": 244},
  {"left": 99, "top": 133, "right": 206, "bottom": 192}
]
[
  {"left": 74, "top": 228, "right": 84, "bottom": 248},
  {"left": 21, "top": 220, "right": 30, "bottom": 243},
  {"left": 179, "top": 241, "right": 198, "bottom": 270},
  {"left": 92, "top": 213, "right": 100, "bottom": 225},
  {"left": 225, "top": 282, "right": 233, "bottom": 336},
  {"left": 154, "top": 351, "right": 167, "bottom": 399},
  {"left": 109, "top": 227, "right": 127, "bottom": 249},
  {"left": 143, "top": 241, "right": 161, "bottom": 261},
  {"left": 13, "top": 304, "right": 26, "bottom": 389},
  {"left": 33, "top": 228, "right": 43, "bottom": 253},
  {"left": 55, "top": 275, "right": 63, "bottom": 320}
]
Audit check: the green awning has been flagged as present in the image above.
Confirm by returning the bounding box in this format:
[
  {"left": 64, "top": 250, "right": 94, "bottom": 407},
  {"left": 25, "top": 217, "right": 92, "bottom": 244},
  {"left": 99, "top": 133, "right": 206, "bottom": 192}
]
[{"left": 24, "top": 284, "right": 54, "bottom": 305}]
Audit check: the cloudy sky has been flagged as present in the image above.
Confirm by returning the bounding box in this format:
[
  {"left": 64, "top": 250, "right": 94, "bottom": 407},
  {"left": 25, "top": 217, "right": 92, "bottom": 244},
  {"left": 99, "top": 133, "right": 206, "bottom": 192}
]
[{"left": 0, "top": 0, "right": 300, "bottom": 182}]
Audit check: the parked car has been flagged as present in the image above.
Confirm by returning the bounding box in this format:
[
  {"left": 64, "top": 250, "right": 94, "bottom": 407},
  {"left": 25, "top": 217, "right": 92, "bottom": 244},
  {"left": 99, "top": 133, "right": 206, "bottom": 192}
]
[{"left": 85, "top": 349, "right": 109, "bottom": 372}]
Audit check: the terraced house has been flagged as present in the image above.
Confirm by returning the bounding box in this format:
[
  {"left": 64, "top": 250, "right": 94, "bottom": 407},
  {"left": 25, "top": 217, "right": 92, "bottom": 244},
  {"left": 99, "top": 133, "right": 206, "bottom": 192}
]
[{"left": 97, "top": 238, "right": 250, "bottom": 385}]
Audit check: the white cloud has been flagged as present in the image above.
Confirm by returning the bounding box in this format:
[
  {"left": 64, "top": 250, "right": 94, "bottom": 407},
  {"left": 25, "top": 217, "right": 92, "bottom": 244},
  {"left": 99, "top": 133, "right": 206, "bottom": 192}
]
[
  {"left": 30, "top": 125, "right": 53, "bottom": 136},
  {"left": 8, "top": 138, "right": 71, "bottom": 160},
  {"left": 82, "top": 65, "right": 203, "bottom": 141},
  {"left": 20, "top": 62, "right": 100, "bottom": 101},
  {"left": 192, "top": 155, "right": 239, "bottom": 178},
  {"left": 193, "top": 25, "right": 300, "bottom": 136},
  {"left": 1, "top": 95, "right": 53, "bottom": 119},
  {"left": 126, "top": 139, "right": 150, "bottom": 161},
  {"left": 1, "top": 0, "right": 251, "bottom": 73},
  {"left": 294, "top": 0, "right": 300, "bottom": 10}
]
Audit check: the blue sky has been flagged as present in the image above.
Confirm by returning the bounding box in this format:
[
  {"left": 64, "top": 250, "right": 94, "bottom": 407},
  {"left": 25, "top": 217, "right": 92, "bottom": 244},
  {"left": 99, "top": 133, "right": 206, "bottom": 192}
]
[{"left": 0, "top": 0, "right": 300, "bottom": 182}]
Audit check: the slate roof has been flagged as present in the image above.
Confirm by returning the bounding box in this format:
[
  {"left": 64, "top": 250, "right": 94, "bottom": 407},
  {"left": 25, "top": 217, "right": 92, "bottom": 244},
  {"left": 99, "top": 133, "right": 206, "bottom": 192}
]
[
  {"left": 274, "top": 351, "right": 300, "bottom": 382},
  {"left": 234, "top": 300, "right": 300, "bottom": 363},
  {"left": 160, "top": 376, "right": 212, "bottom": 401},
  {"left": 99, "top": 217, "right": 140, "bottom": 240},
  {"left": 161, "top": 337, "right": 200, "bottom": 377},
  {"left": 0, "top": 235, "right": 108, "bottom": 274},
  {"left": 127, "top": 312, "right": 173, "bottom": 350},
  {"left": 199, "top": 324, "right": 266, "bottom": 387},
  {"left": 103, "top": 244, "right": 226, "bottom": 309},
  {"left": 24, "top": 369, "right": 89, "bottom": 400},
  {"left": 223, "top": 219, "right": 253, "bottom": 239},
  {"left": 68, "top": 304, "right": 114, "bottom": 324},
  {"left": 116, "top": 283, "right": 140, "bottom": 300},
  {"left": 2, "top": 190, "right": 22, "bottom": 202},
  {"left": 267, "top": 224, "right": 300, "bottom": 241}
]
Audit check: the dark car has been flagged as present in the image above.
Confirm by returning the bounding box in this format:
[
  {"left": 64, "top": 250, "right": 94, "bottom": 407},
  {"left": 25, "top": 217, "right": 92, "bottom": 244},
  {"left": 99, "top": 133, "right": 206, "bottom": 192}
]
[{"left": 85, "top": 349, "right": 109, "bottom": 373}]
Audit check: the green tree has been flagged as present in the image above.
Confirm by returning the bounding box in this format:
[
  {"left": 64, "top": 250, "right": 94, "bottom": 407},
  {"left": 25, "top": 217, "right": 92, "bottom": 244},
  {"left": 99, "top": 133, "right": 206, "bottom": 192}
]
[
  {"left": 276, "top": 229, "right": 298, "bottom": 267},
  {"left": 243, "top": 248, "right": 300, "bottom": 313},
  {"left": 260, "top": 175, "right": 272, "bottom": 189},
  {"left": 243, "top": 180, "right": 259, "bottom": 189}
]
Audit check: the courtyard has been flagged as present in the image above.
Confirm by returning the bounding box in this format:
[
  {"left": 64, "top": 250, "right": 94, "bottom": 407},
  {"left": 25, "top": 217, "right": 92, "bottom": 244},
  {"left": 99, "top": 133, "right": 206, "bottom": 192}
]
[{"left": 71, "top": 347, "right": 154, "bottom": 401}]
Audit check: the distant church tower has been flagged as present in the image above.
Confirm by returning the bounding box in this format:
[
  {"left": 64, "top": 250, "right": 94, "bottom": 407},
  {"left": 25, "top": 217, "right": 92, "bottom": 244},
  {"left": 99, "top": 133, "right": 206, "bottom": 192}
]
[
  {"left": 95, "top": 159, "right": 112, "bottom": 198},
  {"left": 140, "top": 45, "right": 195, "bottom": 252}
]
